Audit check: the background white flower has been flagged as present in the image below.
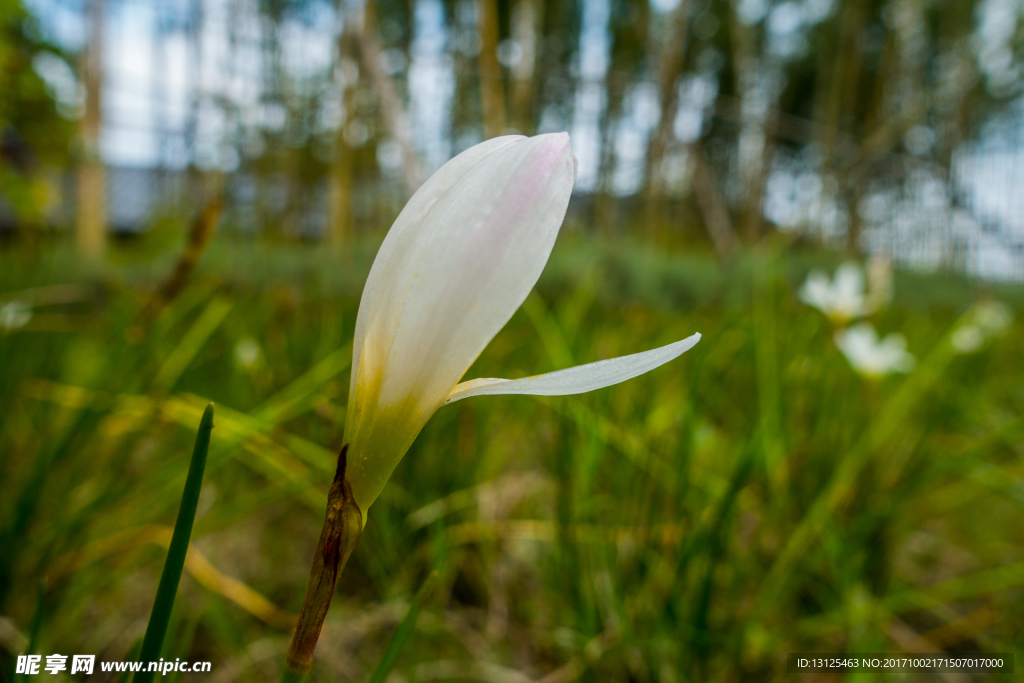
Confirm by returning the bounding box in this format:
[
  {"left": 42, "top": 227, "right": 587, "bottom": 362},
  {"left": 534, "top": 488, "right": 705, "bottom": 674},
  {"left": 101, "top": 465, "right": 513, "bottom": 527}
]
[
  {"left": 973, "top": 301, "right": 1013, "bottom": 335},
  {"left": 234, "top": 338, "right": 262, "bottom": 369},
  {"left": 0, "top": 301, "right": 32, "bottom": 331},
  {"left": 834, "top": 323, "right": 915, "bottom": 377},
  {"left": 800, "top": 257, "right": 892, "bottom": 324},
  {"left": 950, "top": 325, "right": 985, "bottom": 354},
  {"left": 800, "top": 262, "right": 867, "bottom": 322},
  {"left": 949, "top": 300, "right": 1013, "bottom": 354}
]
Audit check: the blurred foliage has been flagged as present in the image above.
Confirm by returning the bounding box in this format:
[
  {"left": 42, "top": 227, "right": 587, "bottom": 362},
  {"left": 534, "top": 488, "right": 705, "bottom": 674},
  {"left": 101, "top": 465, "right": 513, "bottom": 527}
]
[
  {"left": 0, "top": 0, "right": 73, "bottom": 230},
  {"left": 0, "top": 235, "right": 1022, "bottom": 680}
]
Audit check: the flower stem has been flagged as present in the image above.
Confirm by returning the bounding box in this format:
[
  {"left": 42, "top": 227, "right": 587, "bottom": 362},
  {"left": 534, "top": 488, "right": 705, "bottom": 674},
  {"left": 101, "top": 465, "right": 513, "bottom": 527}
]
[
  {"left": 278, "top": 667, "right": 308, "bottom": 683},
  {"left": 280, "top": 445, "right": 362, "bottom": 682}
]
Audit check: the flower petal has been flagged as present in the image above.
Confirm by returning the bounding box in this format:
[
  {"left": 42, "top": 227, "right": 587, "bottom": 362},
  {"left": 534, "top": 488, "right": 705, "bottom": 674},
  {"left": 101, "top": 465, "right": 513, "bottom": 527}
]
[
  {"left": 834, "top": 323, "right": 914, "bottom": 377},
  {"left": 345, "top": 133, "right": 576, "bottom": 512},
  {"left": 444, "top": 333, "right": 701, "bottom": 404}
]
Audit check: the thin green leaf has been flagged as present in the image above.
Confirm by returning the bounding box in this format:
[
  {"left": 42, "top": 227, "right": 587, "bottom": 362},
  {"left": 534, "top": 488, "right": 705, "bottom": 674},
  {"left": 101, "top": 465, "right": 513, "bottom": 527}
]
[
  {"left": 15, "top": 584, "right": 45, "bottom": 683},
  {"left": 134, "top": 404, "right": 214, "bottom": 683},
  {"left": 153, "top": 298, "right": 233, "bottom": 392},
  {"left": 116, "top": 640, "right": 142, "bottom": 683},
  {"left": 366, "top": 571, "right": 439, "bottom": 683}
]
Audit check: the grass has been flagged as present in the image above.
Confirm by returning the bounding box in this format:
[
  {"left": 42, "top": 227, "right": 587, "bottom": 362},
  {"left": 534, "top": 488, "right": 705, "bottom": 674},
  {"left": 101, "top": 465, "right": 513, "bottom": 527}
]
[{"left": 0, "top": 232, "right": 1022, "bottom": 682}]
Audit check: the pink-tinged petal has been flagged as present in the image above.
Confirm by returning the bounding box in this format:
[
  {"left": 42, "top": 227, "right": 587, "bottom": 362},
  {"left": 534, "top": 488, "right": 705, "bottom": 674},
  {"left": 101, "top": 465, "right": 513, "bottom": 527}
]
[{"left": 345, "top": 133, "right": 576, "bottom": 512}]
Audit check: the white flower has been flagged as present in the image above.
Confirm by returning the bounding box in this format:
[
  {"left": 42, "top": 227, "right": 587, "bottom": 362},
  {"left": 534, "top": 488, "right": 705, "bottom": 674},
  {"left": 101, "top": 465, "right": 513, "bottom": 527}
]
[
  {"left": 234, "top": 338, "right": 262, "bottom": 369},
  {"left": 343, "top": 134, "right": 700, "bottom": 514},
  {"left": 973, "top": 301, "right": 1012, "bottom": 335},
  {"left": 0, "top": 301, "right": 32, "bottom": 331},
  {"left": 800, "top": 258, "right": 891, "bottom": 323},
  {"left": 950, "top": 300, "right": 1013, "bottom": 354},
  {"left": 950, "top": 325, "right": 984, "bottom": 354},
  {"left": 834, "top": 323, "right": 915, "bottom": 377},
  {"left": 800, "top": 262, "right": 866, "bottom": 322}
]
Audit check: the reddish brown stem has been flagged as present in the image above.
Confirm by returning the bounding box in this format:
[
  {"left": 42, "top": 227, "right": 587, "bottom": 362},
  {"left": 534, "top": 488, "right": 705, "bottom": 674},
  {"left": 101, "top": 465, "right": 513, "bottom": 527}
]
[{"left": 283, "top": 445, "right": 362, "bottom": 679}]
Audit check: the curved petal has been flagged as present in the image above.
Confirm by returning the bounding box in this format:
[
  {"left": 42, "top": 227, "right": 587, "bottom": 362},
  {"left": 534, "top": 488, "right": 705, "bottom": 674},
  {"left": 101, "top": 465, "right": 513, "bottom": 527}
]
[
  {"left": 345, "top": 133, "right": 576, "bottom": 512},
  {"left": 444, "top": 333, "right": 701, "bottom": 404}
]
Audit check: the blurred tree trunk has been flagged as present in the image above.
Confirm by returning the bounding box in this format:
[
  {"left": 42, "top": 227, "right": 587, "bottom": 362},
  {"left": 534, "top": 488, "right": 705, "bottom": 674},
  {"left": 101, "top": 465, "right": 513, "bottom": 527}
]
[
  {"left": 727, "top": 1, "right": 770, "bottom": 244},
  {"left": 690, "top": 142, "right": 738, "bottom": 259},
  {"left": 931, "top": 3, "right": 978, "bottom": 267},
  {"left": 534, "top": 0, "right": 580, "bottom": 141},
  {"left": 359, "top": 0, "right": 421, "bottom": 194},
  {"left": 327, "top": 124, "right": 354, "bottom": 247},
  {"left": 510, "top": 0, "right": 539, "bottom": 133},
  {"left": 477, "top": 0, "right": 506, "bottom": 137},
  {"left": 843, "top": 0, "right": 927, "bottom": 254},
  {"left": 815, "top": 1, "right": 866, "bottom": 157},
  {"left": 642, "top": 0, "right": 689, "bottom": 232},
  {"left": 328, "top": 12, "right": 359, "bottom": 248},
  {"left": 741, "top": 105, "right": 775, "bottom": 244},
  {"left": 76, "top": 0, "right": 106, "bottom": 260},
  {"left": 186, "top": 0, "right": 208, "bottom": 237},
  {"left": 595, "top": 81, "right": 623, "bottom": 234},
  {"left": 596, "top": 0, "right": 649, "bottom": 234},
  {"left": 814, "top": 0, "right": 867, "bottom": 252},
  {"left": 932, "top": 3, "right": 976, "bottom": 173}
]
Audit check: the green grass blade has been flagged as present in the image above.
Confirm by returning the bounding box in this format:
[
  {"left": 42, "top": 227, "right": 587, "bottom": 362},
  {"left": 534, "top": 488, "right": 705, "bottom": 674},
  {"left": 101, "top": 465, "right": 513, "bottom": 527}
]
[
  {"left": 366, "top": 571, "right": 439, "bottom": 683},
  {"left": 26, "top": 583, "right": 44, "bottom": 657},
  {"left": 153, "top": 298, "right": 232, "bottom": 392},
  {"left": 134, "top": 404, "right": 214, "bottom": 683},
  {"left": 253, "top": 342, "right": 353, "bottom": 425},
  {"left": 116, "top": 640, "right": 142, "bottom": 683},
  {"left": 14, "top": 584, "right": 45, "bottom": 683}
]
